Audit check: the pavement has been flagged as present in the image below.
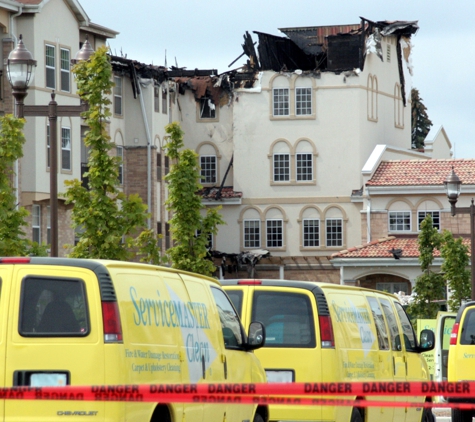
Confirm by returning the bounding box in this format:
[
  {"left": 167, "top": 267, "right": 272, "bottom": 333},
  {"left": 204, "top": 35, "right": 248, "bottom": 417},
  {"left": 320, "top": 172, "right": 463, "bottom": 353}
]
[{"left": 433, "top": 407, "right": 451, "bottom": 421}]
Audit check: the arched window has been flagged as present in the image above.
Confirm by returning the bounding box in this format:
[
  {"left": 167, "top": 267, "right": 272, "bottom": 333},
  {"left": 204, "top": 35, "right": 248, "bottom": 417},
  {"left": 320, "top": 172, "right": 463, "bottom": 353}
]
[
  {"left": 394, "top": 83, "right": 404, "bottom": 128},
  {"left": 264, "top": 206, "right": 286, "bottom": 250},
  {"left": 272, "top": 75, "right": 290, "bottom": 116},
  {"left": 299, "top": 206, "right": 323, "bottom": 249},
  {"left": 197, "top": 142, "right": 220, "bottom": 185},
  {"left": 367, "top": 74, "right": 378, "bottom": 121}
]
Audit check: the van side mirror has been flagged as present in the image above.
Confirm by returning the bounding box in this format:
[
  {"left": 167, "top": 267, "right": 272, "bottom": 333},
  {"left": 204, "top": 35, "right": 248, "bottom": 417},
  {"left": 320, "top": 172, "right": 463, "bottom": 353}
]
[
  {"left": 419, "top": 329, "right": 435, "bottom": 352},
  {"left": 245, "top": 321, "right": 266, "bottom": 351}
]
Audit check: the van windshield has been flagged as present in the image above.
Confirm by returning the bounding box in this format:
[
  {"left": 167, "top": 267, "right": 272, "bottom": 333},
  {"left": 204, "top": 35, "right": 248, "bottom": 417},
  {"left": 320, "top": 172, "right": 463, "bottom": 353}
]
[
  {"left": 251, "top": 291, "right": 315, "bottom": 348},
  {"left": 19, "top": 277, "right": 89, "bottom": 337}
]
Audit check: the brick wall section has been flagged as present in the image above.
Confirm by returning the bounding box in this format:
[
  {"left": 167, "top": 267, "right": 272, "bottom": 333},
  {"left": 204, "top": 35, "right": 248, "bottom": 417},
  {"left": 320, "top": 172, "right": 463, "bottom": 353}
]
[
  {"left": 368, "top": 213, "right": 389, "bottom": 240},
  {"left": 442, "top": 212, "right": 471, "bottom": 235},
  {"left": 124, "top": 146, "right": 157, "bottom": 231},
  {"left": 2, "top": 38, "right": 14, "bottom": 116}
]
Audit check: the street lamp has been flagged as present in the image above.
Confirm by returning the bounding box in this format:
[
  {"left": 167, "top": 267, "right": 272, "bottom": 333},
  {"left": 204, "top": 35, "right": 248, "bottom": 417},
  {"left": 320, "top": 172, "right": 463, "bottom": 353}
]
[
  {"left": 7, "top": 35, "right": 94, "bottom": 257},
  {"left": 444, "top": 167, "right": 475, "bottom": 300}
]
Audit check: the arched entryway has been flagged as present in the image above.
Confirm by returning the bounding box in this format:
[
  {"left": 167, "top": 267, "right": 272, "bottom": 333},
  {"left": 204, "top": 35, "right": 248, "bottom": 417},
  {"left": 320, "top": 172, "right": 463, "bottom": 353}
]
[{"left": 358, "top": 274, "right": 411, "bottom": 295}]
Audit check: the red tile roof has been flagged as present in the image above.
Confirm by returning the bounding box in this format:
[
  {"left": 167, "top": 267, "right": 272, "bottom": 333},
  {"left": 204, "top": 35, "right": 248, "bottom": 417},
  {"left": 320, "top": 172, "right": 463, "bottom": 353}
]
[
  {"left": 367, "top": 159, "right": 475, "bottom": 187},
  {"left": 331, "top": 236, "right": 471, "bottom": 259}
]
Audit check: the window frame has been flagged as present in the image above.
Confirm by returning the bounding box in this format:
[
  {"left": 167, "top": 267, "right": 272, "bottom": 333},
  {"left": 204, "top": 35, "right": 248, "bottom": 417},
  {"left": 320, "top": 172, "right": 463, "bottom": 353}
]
[
  {"left": 273, "top": 153, "right": 290, "bottom": 182},
  {"left": 117, "top": 146, "right": 124, "bottom": 185},
  {"left": 200, "top": 155, "right": 217, "bottom": 184},
  {"left": 295, "top": 87, "right": 312, "bottom": 116},
  {"left": 389, "top": 211, "right": 411, "bottom": 232},
  {"left": 32, "top": 204, "right": 41, "bottom": 244},
  {"left": 45, "top": 44, "right": 56, "bottom": 90},
  {"left": 60, "top": 47, "right": 70, "bottom": 93},
  {"left": 418, "top": 210, "right": 440, "bottom": 231},
  {"left": 296, "top": 152, "right": 313, "bottom": 181},
  {"left": 113, "top": 76, "right": 123, "bottom": 116},
  {"left": 199, "top": 97, "right": 216, "bottom": 119},
  {"left": 61, "top": 127, "right": 71, "bottom": 171},
  {"left": 303, "top": 218, "right": 319, "bottom": 247},
  {"left": 244, "top": 219, "right": 260, "bottom": 249},
  {"left": 266, "top": 218, "right": 283, "bottom": 248},
  {"left": 273, "top": 88, "right": 289, "bottom": 116},
  {"left": 326, "top": 218, "right": 343, "bottom": 247}
]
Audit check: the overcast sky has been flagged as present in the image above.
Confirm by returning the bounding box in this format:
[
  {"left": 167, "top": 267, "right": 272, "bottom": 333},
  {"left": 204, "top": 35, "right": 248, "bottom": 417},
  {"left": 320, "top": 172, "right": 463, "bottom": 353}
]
[{"left": 79, "top": 0, "right": 474, "bottom": 159}]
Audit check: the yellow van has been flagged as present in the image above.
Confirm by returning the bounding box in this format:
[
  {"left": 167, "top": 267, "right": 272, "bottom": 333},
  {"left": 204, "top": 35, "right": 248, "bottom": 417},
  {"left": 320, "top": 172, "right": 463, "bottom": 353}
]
[
  {"left": 0, "top": 257, "right": 268, "bottom": 422},
  {"left": 445, "top": 301, "right": 475, "bottom": 422},
  {"left": 222, "top": 279, "right": 435, "bottom": 422}
]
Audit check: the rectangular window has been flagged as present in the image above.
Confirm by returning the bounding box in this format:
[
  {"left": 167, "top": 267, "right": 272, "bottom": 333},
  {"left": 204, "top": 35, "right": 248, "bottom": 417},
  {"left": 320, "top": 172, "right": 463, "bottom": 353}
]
[
  {"left": 154, "top": 85, "right": 160, "bottom": 112},
  {"left": 326, "top": 218, "right": 342, "bottom": 247},
  {"left": 61, "top": 127, "right": 71, "bottom": 171},
  {"left": 199, "top": 97, "right": 216, "bottom": 119},
  {"left": 303, "top": 219, "right": 319, "bottom": 247},
  {"left": 117, "top": 146, "right": 123, "bottom": 184},
  {"left": 200, "top": 155, "right": 217, "bottom": 184},
  {"left": 32, "top": 205, "right": 41, "bottom": 244},
  {"left": 367, "top": 297, "right": 390, "bottom": 350},
  {"left": 47, "top": 206, "right": 51, "bottom": 245},
  {"left": 157, "top": 222, "right": 171, "bottom": 250},
  {"left": 19, "top": 277, "right": 89, "bottom": 336},
  {"left": 418, "top": 211, "right": 440, "bottom": 231},
  {"left": 389, "top": 211, "right": 411, "bottom": 232},
  {"left": 157, "top": 153, "right": 170, "bottom": 181},
  {"left": 46, "top": 44, "right": 55, "bottom": 89},
  {"left": 273, "top": 88, "right": 289, "bottom": 116},
  {"left": 251, "top": 291, "right": 315, "bottom": 347},
  {"left": 46, "top": 125, "right": 50, "bottom": 168},
  {"left": 273, "top": 154, "right": 290, "bottom": 182},
  {"left": 60, "top": 48, "right": 70, "bottom": 92},
  {"left": 267, "top": 219, "right": 283, "bottom": 248},
  {"left": 162, "top": 88, "right": 167, "bottom": 114},
  {"left": 244, "top": 220, "right": 260, "bottom": 248},
  {"left": 296, "top": 87, "right": 312, "bottom": 115},
  {"left": 114, "top": 76, "right": 123, "bottom": 116},
  {"left": 376, "top": 282, "right": 408, "bottom": 295},
  {"left": 296, "top": 153, "right": 312, "bottom": 181}
]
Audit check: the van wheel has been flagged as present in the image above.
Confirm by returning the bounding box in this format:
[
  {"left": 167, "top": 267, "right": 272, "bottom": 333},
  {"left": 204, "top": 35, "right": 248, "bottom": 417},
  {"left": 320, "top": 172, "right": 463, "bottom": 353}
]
[
  {"left": 350, "top": 408, "right": 363, "bottom": 422},
  {"left": 253, "top": 412, "right": 264, "bottom": 422},
  {"left": 452, "top": 408, "right": 473, "bottom": 422}
]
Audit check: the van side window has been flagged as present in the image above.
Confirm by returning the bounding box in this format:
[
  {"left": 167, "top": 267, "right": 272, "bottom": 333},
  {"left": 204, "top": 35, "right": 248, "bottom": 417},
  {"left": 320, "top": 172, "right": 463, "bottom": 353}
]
[
  {"left": 210, "top": 287, "right": 244, "bottom": 348},
  {"left": 394, "top": 302, "right": 417, "bottom": 351},
  {"left": 461, "top": 309, "right": 475, "bottom": 345},
  {"left": 225, "top": 290, "right": 243, "bottom": 318},
  {"left": 367, "top": 297, "right": 390, "bottom": 350},
  {"left": 379, "top": 298, "right": 400, "bottom": 350},
  {"left": 19, "top": 277, "right": 89, "bottom": 337},
  {"left": 251, "top": 291, "right": 315, "bottom": 348}
]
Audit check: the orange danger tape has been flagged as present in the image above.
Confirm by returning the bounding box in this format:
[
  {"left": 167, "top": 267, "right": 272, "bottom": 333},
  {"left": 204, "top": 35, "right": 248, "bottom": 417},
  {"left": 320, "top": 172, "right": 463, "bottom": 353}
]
[{"left": 0, "top": 382, "right": 474, "bottom": 409}]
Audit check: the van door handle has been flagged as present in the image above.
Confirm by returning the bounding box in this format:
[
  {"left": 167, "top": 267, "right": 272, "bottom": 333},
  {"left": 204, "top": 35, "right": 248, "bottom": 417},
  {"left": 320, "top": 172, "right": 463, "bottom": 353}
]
[
  {"left": 201, "top": 355, "right": 206, "bottom": 379},
  {"left": 222, "top": 354, "right": 228, "bottom": 379}
]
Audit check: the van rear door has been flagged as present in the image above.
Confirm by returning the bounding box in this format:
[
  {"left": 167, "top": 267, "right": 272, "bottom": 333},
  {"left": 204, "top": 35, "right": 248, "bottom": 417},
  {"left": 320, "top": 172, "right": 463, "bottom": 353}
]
[
  {"left": 0, "top": 266, "right": 13, "bottom": 419},
  {"left": 434, "top": 312, "right": 456, "bottom": 386},
  {"left": 5, "top": 265, "right": 105, "bottom": 421}
]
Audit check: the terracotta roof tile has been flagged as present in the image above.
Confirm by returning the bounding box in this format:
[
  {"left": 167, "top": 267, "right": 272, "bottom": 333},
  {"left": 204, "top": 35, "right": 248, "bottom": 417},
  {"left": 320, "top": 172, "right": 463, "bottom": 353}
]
[
  {"left": 331, "top": 236, "right": 471, "bottom": 259},
  {"left": 367, "top": 159, "right": 475, "bottom": 187}
]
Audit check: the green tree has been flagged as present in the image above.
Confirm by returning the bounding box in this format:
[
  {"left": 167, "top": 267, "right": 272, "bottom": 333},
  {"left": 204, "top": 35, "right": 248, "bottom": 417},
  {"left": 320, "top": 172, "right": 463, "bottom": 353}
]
[
  {"left": 164, "top": 122, "right": 224, "bottom": 276},
  {"left": 411, "top": 87, "right": 432, "bottom": 150},
  {"left": 440, "top": 230, "right": 471, "bottom": 311},
  {"left": 0, "top": 115, "right": 48, "bottom": 256},
  {"left": 408, "top": 215, "right": 445, "bottom": 319},
  {"left": 63, "top": 46, "right": 152, "bottom": 261}
]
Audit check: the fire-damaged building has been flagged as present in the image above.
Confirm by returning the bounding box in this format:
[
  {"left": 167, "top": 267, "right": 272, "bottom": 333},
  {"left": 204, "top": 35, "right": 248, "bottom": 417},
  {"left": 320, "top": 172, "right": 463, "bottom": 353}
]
[
  {"left": 103, "top": 17, "right": 469, "bottom": 293},
  {"left": 17, "top": 4, "right": 467, "bottom": 293}
]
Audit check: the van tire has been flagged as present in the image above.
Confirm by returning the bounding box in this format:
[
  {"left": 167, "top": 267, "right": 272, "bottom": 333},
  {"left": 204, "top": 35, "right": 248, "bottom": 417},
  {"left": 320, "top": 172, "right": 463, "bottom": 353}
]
[
  {"left": 452, "top": 408, "right": 473, "bottom": 422},
  {"left": 421, "top": 407, "right": 435, "bottom": 422},
  {"left": 350, "top": 408, "right": 363, "bottom": 422},
  {"left": 253, "top": 412, "right": 265, "bottom": 422}
]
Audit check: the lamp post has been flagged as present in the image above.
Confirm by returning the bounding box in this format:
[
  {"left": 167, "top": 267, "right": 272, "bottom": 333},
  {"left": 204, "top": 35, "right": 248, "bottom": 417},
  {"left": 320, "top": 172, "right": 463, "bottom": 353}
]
[
  {"left": 444, "top": 167, "right": 475, "bottom": 301},
  {"left": 7, "top": 35, "right": 94, "bottom": 257}
]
